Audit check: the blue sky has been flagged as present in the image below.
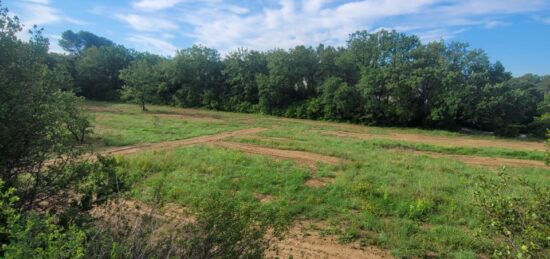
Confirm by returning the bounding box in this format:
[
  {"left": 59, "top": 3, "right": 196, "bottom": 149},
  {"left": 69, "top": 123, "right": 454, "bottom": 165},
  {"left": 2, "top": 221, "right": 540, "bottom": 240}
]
[{"left": 6, "top": 0, "right": 550, "bottom": 75}]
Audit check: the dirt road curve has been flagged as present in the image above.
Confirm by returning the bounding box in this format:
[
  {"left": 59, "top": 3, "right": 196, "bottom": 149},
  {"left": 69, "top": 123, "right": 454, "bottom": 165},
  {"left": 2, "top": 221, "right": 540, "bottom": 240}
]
[
  {"left": 101, "top": 128, "right": 267, "bottom": 156},
  {"left": 322, "top": 130, "right": 547, "bottom": 152},
  {"left": 212, "top": 141, "right": 345, "bottom": 168}
]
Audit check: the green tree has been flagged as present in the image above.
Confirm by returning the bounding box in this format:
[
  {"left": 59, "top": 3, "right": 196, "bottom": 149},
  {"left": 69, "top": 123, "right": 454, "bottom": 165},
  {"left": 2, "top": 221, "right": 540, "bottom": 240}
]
[
  {"left": 321, "top": 77, "right": 364, "bottom": 121},
  {"left": 76, "top": 45, "right": 133, "bottom": 100},
  {"left": 0, "top": 2, "right": 92, "bottom": 209},
  {"left": 170, "top": 45, "right": 224, "bottom": 108},
  {"left": 120, "top": 59, "right": 159, "bottom": 111},
  {"left": 223, "top": 48, "right": 267, "bottom": 112},
  {"left": 59, "top": 30, "right": 114, "bottom": 55}
]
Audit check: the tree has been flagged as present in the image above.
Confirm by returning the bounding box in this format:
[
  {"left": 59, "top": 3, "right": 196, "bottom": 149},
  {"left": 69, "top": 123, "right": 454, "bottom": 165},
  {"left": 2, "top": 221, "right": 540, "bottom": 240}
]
[
  {"left": 76, "top": 45, "right": 133, "bottom": 100},
  {"left": 59, "top": 30, "right": 113, "bottom": 55},
  {"left": 321, "top": 77, "right": 363, "bottom": 121},
  {"left": 120, "top": 59, "right": 159, "bottom": 111},
  {"left": 223, "top": 48, "right": 267, "bottom": 112},
  {"left": 168, "top": 46, "right": 224, "bottom": 108},
  {"left": 0, "top": 2, "right": 92, "bottom": 209}
]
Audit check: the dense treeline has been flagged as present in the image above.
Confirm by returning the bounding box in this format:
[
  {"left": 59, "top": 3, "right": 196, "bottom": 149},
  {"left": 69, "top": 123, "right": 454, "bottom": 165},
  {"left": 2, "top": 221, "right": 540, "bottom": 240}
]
[{"left": 52, "top": 30, "right": 550, "bottom": 137}]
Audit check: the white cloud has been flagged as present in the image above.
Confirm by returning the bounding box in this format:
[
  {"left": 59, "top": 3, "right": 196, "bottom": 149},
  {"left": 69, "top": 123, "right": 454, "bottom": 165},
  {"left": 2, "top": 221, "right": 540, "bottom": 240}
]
[
  {"left": 16, "top": 1, "right": 89, "bottom": 29},
  {"left": 127, "top": 34, "right": 178, "bottom": 56},
  {"left": 22, "top": 0, "right": 50, "bottom": 4},
  {"left": 540, "top": 16, "right": 550, "bottom": 25},
  {"left": 483, "top": 21, "right": 507, "bottom": 29},
  {"left": 116, "top": 14, "right": 178, "bottom": 31},
  {"left": 170, "top": 0, "right": 548, "bottom": 53},
  {"left": 133, "top": 0, "right": 184, "bottom": 11},
  {"left": 18, "top": 2, "right": 62, "bottom": 27}
]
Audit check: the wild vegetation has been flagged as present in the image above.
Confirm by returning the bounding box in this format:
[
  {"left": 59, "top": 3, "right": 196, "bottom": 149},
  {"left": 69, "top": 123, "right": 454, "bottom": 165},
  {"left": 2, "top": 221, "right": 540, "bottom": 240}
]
[{"left": 1, "top": 1, "right": 549, "bottom": 258}]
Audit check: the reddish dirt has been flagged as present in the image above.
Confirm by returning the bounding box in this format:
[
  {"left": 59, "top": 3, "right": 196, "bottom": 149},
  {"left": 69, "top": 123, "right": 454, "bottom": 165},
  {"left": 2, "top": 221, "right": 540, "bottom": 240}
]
[
  {"left": 397, "top": 150, "right": 549, "bottom": 169},
  {"left": 211, "top": 141, "right": 345, "bottom": 168},
  {"left": 100, "top": 128, "right": 267, "bottom": 156},
  {"left": 304, "top": 177, "right": 334, "bottom": 188},
  {"left": 148, "top": 113, "right": 223, "bottom": 123},
  {"left": 322, "top": 130, "right": 547, "bottom": 152},
  {"left": 267, "top": 221, "right": 392, "bottom": 259},
  {"left": 253, "top": 192, "right": 275, "bottom": 203},
  {"left": 238, "top": 135, "right": 294, "bottom": 142}
]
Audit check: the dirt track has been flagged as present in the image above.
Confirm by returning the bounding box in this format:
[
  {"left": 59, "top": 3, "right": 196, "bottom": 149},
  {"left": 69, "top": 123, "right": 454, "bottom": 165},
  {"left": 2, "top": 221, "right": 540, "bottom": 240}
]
[
  {"left": 322, "top": 130, "right": 547, "bottom": 152},
  {"left": 101, "top": 128, "right": 267, "bottom": 156},
  {"left": 267, "top": 222, "right": 392, "bottom": 259},
  {"left": 211, "top": 141, "right": 345, "bottom": 168},
  {"left": 403, "top": 150, "right": 549, "bottom": 169}
]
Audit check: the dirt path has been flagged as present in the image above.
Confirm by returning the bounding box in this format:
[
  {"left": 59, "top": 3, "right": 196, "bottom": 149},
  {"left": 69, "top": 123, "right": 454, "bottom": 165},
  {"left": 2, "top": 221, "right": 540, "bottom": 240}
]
[
  {"left": 101, "top": 128, "right": 267, "bottom": 156},
  {"left": 267, "top": 222, "right": 392, "bottom": 259},
  {"left": 211, "top": 141, "right": 345, "bottom": 168},
  {"left": 322, "top": 130, "right": 547, "bottom": 152},
  {"left": 397, "top": 150, "right": 549, "bottom": 169},
  {"left": 149, "top": 113, "right": 223, "bottom": 123}
]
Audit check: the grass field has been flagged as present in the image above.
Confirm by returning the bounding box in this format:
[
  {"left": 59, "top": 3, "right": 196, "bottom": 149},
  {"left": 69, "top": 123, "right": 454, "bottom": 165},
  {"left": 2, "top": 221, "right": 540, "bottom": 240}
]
[{"left": 87, "top": 101, "right": 549, "bottom": 258}]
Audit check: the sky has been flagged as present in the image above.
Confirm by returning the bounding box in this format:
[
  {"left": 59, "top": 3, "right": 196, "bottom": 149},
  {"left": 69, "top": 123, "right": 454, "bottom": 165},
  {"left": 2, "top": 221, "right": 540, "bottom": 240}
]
[{"left": 6, "top": 0, "right": 550, "bottom": 75}]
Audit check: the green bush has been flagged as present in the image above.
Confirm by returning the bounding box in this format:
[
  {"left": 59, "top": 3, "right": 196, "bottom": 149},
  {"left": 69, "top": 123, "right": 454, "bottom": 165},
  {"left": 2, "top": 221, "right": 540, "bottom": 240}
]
[
  {"left": 0, "top": 181, "right": 86, "bottom": 259},
  {"left": 474, "top": 172, "right": 550, "bottom": 258}
]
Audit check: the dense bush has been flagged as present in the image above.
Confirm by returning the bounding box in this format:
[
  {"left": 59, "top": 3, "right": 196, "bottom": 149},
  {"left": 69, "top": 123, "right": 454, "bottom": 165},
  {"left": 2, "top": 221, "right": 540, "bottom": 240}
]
[{"left": 475, "top": 172, "right": 550, "bottom": 258}]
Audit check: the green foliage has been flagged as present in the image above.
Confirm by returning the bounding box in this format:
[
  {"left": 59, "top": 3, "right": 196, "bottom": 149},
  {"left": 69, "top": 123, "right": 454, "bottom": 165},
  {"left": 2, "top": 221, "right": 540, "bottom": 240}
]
[
  {"left": 170, "top": 45, "right": 224, "bottom": 108},
  {"left": 0, "top": 181, "right": 86, "bottom": 259},
  {"left": 321, "top": 76, "right": 364, "bottom": 121},
  {"left": 76, "top": 45, "right": 133, "bottom": 100},
  {"left": 120, "top": 59, "right": 161, "bottom": 111},
  {"left": 59, "top": 30, "right": 114, "bottom": 55},
  {"left": 181, "top": 194, "right": 285, "bottom": 258},
  {"left": 0, "top": 4, "right": 94, "bottom": 208},
  {"left": 475, "top": 172, "right": 549, "bottom": 258}
]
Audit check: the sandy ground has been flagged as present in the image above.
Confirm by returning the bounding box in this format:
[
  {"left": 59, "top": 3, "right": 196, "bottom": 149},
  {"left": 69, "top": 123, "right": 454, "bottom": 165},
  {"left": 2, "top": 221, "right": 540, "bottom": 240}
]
[
  {"left": 267, "top": 221, "right": 392, "bottom": 259},
  {"left": 321, "top": 130, "right": 547, "bottom": 152}
]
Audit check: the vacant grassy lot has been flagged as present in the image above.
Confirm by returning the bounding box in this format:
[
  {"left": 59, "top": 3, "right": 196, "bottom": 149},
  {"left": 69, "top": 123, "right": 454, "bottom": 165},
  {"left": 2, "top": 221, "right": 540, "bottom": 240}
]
[{"left": 87, "top": 101, "right": 549, "bottom": 258}]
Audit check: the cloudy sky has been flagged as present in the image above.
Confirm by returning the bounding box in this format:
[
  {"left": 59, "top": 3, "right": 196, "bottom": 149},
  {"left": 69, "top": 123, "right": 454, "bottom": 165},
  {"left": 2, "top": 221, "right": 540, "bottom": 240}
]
[{"left": 6, "top": 0, "right": 550, "bottom": 75}]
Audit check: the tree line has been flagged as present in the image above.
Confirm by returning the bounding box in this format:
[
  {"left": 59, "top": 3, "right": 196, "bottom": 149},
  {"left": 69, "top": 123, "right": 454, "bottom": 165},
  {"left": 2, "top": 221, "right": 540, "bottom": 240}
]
[{"left": 51, "top": 29, "right": 550, "bottom": 137}]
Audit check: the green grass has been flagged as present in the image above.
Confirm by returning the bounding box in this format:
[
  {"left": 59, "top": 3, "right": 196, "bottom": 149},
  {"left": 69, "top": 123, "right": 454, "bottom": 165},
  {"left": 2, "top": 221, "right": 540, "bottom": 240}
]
[
  {"left": 88, "top": 103, "right": 245, "bottom": 146},
  {"left": 88, "top": 101, "right": 549, "bottom": 258},
  {"left": 229, "top": 126, "right": 548, "bottom": 162},
  {"left": 116, "top": 145, "right": 547, "bottom": 258}
]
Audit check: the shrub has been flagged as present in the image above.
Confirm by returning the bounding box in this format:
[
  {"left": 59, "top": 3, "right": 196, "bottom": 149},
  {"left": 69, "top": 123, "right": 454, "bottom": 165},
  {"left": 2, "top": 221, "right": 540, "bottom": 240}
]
[
  {"left": 0, "top": 181, "right": 86, "bottom": 259},
  {"left": 474, "top": 172, "right": 549, "bottom": 258}
]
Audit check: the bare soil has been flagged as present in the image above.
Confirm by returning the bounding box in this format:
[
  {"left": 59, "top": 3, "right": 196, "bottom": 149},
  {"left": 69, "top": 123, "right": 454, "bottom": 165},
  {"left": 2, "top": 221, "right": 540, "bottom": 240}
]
[
  {"left": 148, "top": 113, "right": 223, "bottom": 123},
  {"left": 211, "top": 141, "right": 345, "bottom": 169},
  {"left": 304, "top": 177, "right": 334, "bottom": 188},
  {"left": 267, "top": 221, "right": 393, "bottom": 259},
  {"left": 322, "top": 130, "right": 547, "bottom": 152},
  {"left": 253, "top": 192, "right": 275, "bottom": 203}
]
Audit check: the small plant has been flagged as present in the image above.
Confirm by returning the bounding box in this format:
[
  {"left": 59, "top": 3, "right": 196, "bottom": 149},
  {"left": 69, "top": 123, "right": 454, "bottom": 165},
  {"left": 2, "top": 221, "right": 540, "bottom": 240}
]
[{"left": 474, "top": 172, "right": 549, "bottom": 258}]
